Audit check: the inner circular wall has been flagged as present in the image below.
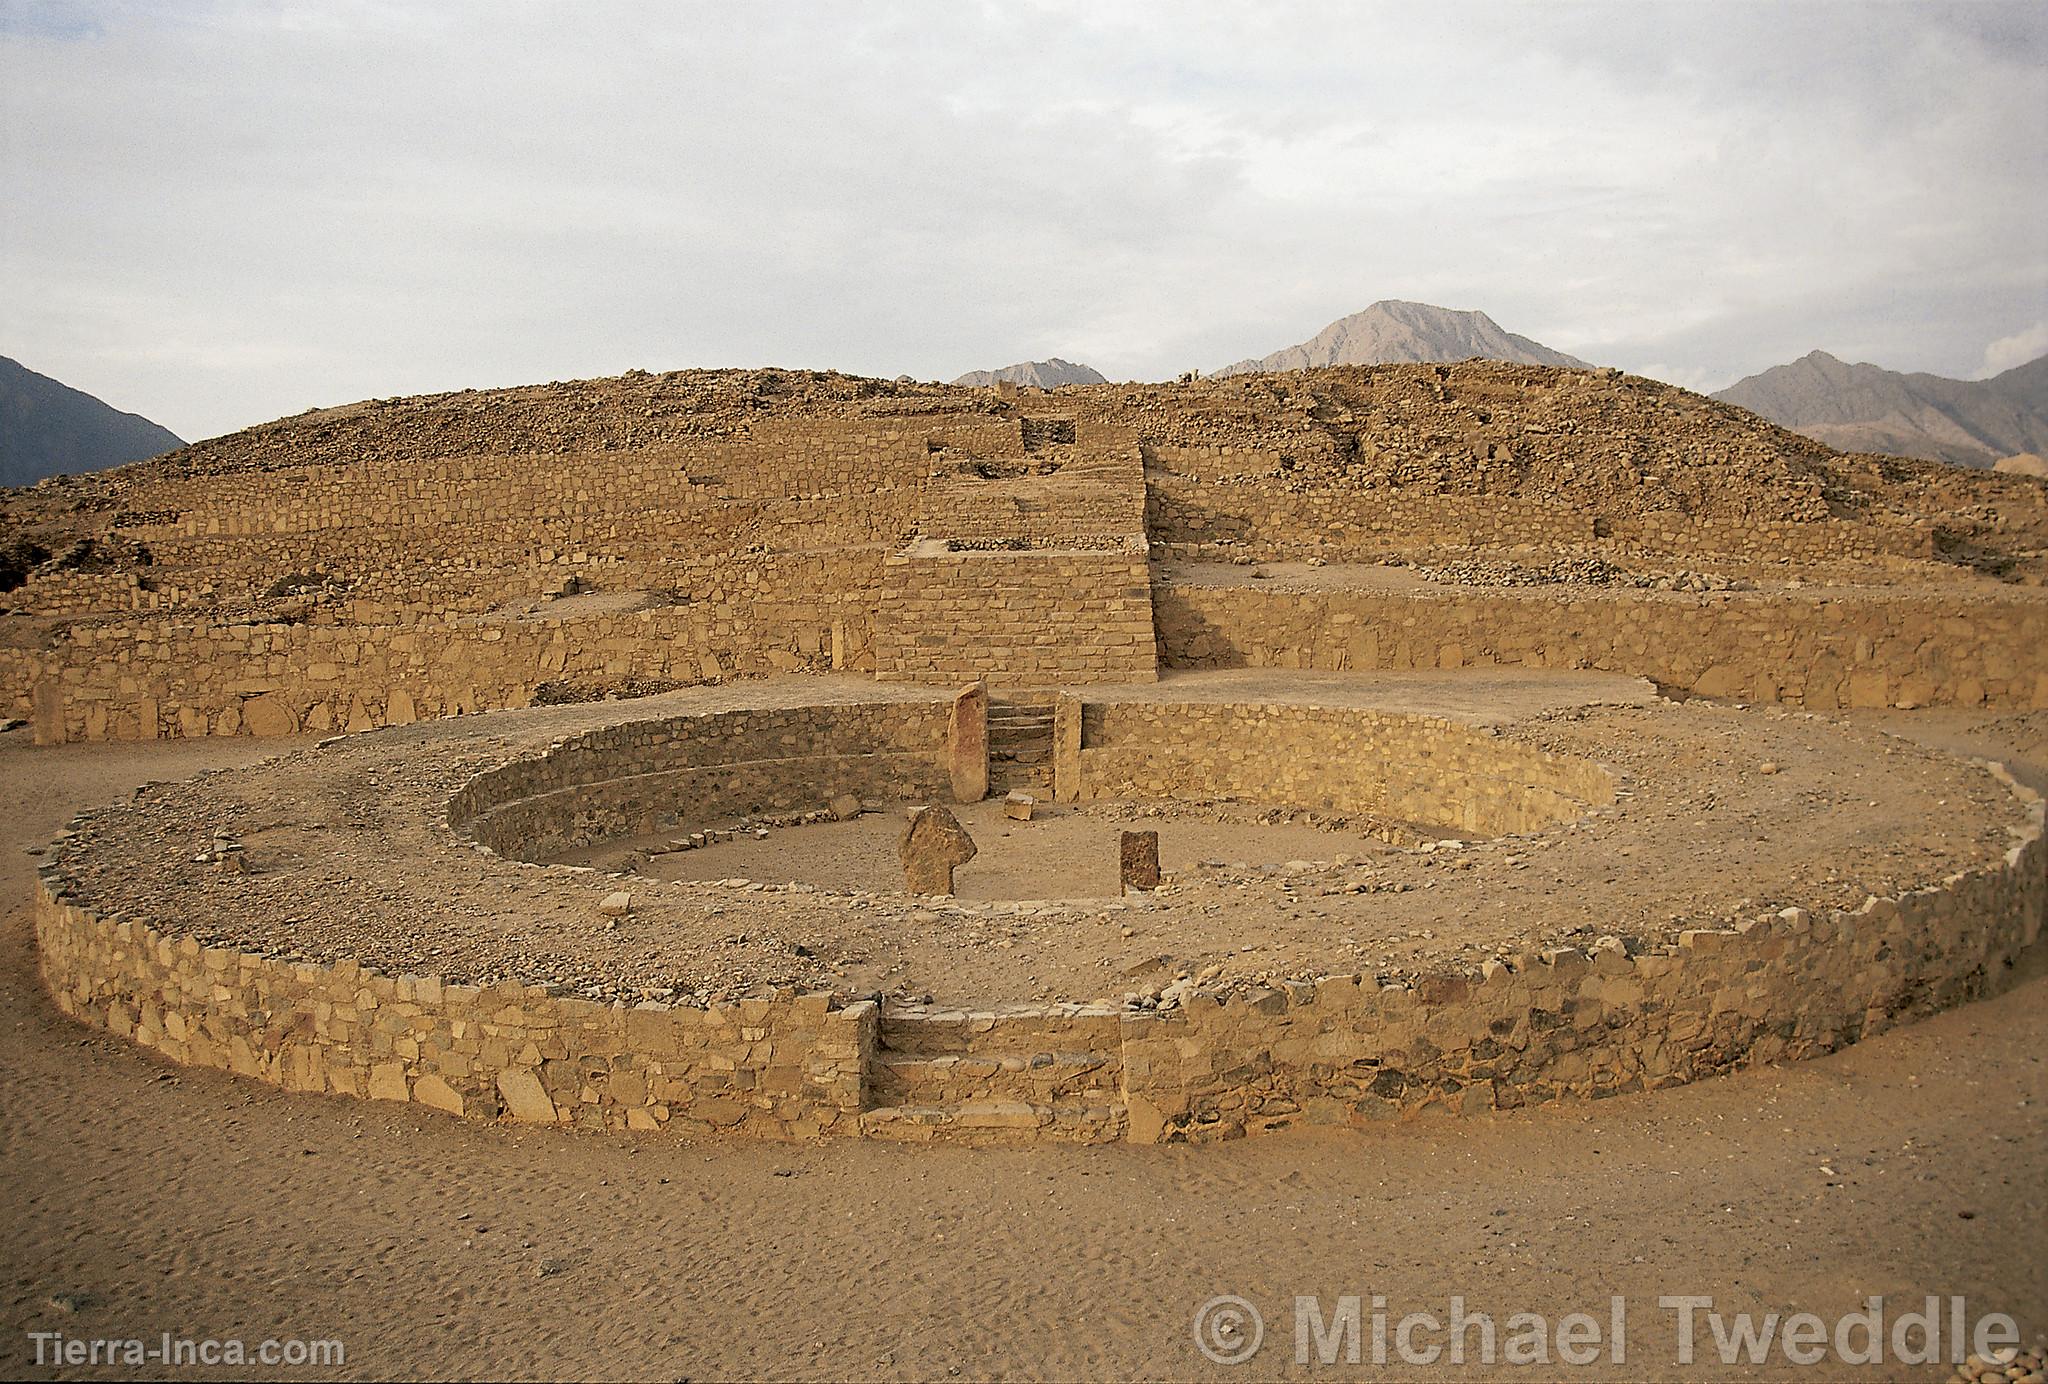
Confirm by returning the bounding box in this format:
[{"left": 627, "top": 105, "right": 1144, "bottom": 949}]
[
  {"left": 1070, "top": 702, "right": 1615, "bottom": 836},
  {"left": 450, "top": 702, "right": 953, "bottom": 862},
  {"left": 450, "top": 698, "right": 1618, "bottom": 876}
]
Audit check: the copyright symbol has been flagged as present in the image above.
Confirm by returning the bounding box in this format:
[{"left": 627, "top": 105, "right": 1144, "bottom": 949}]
[{"left": 1193, "top": 1294, "right": 1265, "bottom": 1365}]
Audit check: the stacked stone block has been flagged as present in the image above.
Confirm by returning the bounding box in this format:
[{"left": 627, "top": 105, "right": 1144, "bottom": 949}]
[{"left": 871, "top": 550, "right": 1159, "bottom": 685}]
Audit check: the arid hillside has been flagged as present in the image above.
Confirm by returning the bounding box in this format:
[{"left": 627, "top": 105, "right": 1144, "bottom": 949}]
[{"left": 10, "top": 359, "right": 2042, "bottom": 601}]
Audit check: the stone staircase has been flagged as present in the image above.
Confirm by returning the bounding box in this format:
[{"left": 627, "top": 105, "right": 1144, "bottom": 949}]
[
  {"left": 857, "top": 1006, "right": 1126, "bottom": 1144},
  {"left": 988, "top": 693, "right": 1057, "bottom": 797}
]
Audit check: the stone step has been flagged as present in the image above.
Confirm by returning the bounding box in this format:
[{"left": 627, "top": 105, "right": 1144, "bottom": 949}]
[
  {"left": 858, "top": 1100, "right": 1126, "bottom": 1144},
  {"left": 878, "top": 1007, "right": 1125, "bottom": 1056},
  {"left": 870, "top": 1050, "right": 1119, "bottom": 1104}
]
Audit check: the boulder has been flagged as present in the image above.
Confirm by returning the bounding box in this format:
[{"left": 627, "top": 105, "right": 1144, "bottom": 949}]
[
  {"left": 829, "top": 792, "right": 863, "bottom": 821},
  {"left": 1003, "top": 790, "right": 1035, "bottom": 821}
]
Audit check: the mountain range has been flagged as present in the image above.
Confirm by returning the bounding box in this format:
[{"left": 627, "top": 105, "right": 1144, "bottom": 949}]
[
  {"left": 955, "top": 303, "right": 2048, "bottom": 472},
  {"left": 1, "top": 356, "right": 182, "bottom": 488},
  {"left": 1712, "top": 350, "right": 2048, "bottom": 469},
  {"left": 15, "top": 306, "right": 2048, "bottom": 482},
  {"left": 950, "top": 358, "right": 1106, "bottom": 389}
]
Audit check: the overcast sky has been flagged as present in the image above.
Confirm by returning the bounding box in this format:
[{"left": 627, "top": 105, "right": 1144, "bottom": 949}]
[{"left": 3, "top": 0, "right": 2045, "bottom": 442}]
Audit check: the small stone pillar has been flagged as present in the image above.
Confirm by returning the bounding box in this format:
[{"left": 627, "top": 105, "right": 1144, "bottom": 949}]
[
  {"left": 901, "top": 805, "right": 978, "bottom": 894},
  {"left": 1120, "top": 830, "right": 1160, "bottom": 894},
  {"left": 31, "top": 680, "right": 65, "bottom": 746},
  {"left": 1052, "top": 693, "right": 1082, "bottom": 803},
  {"left": 948, "top": 681, "right": 989, "bottom": 803}
]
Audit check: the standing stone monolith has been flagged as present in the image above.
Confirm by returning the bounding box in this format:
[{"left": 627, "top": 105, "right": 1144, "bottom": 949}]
[
  {"left": 948, "top": 681, "right": 989, "bottom": 803},
  {"left": 901, "top": 804, "right": 978, "bottom": 894},
  {"left": 1120, "top": 830, "right": 1161, "bottom": 893}
]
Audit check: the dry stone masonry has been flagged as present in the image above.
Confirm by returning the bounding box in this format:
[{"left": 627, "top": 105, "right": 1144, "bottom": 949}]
[{"left": 6, "top": 362, "right": 2047, "bottom": 735}]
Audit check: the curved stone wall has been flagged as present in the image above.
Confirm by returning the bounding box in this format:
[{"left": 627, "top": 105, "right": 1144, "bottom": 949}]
[
  {"left": 1067, "top": 702, "right": 1616, "bottom": 836},
  {"left": 29, "top": 720, "right": 2045, "bottom": 1144},
  {"left": 33, "top": 878, "right": 874, "bottom": 1138},
  {"left": 450, "top": 702, "right": 951, "bottom": 860}
]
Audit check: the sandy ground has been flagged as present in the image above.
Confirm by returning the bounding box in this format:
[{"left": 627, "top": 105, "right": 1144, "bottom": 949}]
[{"left": 0, "top": 725, "right": 2044, "bottom": 1380}]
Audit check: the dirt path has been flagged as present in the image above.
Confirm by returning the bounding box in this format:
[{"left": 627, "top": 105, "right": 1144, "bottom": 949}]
[{"left": 1, "top": 730, "right": 2043, "bottom": 1381}]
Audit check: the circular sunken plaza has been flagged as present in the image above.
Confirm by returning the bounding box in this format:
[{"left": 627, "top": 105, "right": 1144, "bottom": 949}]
[{"left": 32, "top": 668, "right": 2044, "bottom": 1145}]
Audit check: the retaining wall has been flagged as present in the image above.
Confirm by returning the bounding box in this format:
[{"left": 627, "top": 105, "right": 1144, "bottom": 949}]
[
  {"left": 1155, "top": 581, "right": 2048, "bottom": 711},
  {"left": 34, "top": 884, "right": 874, "bottom": 1138},
  {"left": 1143, "top": 445, "right": 1932, "bottom": 565},
  {"left": 5, "top": 599, "right": 875, "bottom": 746},
  {"left": 871, "top": 548, "right": 1159, "bottom": 685}
]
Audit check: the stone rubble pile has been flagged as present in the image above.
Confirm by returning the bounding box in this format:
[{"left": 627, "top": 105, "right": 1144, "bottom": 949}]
[
  {"left": 1948, "top": 1345, "right": 2045, "bottom": 1384},
  {"left": 1415, "top": 555, "right": 1750, "bottom": 591}
]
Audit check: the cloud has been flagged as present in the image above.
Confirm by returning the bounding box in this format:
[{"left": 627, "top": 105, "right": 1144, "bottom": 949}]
[
  {"left": 1, "top": 0, "right": 2044, "bottom": 439},
  {"left": 1981, "top": 322, "right": 2048, "bottom": 377}
]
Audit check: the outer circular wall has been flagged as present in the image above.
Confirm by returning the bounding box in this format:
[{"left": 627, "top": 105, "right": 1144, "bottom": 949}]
[{"left": 29, "top": 696, "right": 2048, "bottom": 1145}]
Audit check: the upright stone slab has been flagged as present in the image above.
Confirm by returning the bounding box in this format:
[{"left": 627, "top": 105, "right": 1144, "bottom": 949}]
[
  {"left": 1120, "top": 830, "right": 1161, "bottom": 893},
  {"left": 948, "top": 681, "right": 989, "bottom": 803},
  {"left": 31, "top": 680, "right": 64, "bottom": 746},
  {"left": 1052, "top": 693, "right": 1082, "bottom": 802},
  {"left": 901, "top": 804, "right": 978, "bottom": 894}
]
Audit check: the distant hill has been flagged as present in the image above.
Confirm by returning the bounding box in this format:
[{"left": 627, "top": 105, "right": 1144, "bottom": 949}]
[
  {"left": 950, "top": 358, "right": 1107, "bottom": 389},
  {"left": 1714, "top": 350, "right": 2048, "bottom": 469},
  {"left": 1213, "top": 300, "right": 1592, "bottom": 377},
  {"left": 1, "top": 356, "right": 183, "bottom": 487}
]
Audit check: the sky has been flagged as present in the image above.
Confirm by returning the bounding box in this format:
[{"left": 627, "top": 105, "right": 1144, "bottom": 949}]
[{"left": 2, "top": 0, "right": 2045, "bottom": 443}]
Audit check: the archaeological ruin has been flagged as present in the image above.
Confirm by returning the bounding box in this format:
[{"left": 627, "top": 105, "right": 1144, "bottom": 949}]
[{"left": 8, "top": 361, "right": 2047, "bottom": 1143}]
